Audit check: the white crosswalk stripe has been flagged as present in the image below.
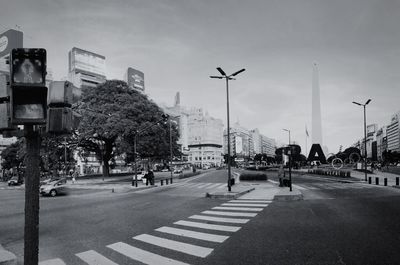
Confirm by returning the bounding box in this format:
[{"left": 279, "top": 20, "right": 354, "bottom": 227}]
[
  {"left": 155, "top": 226, "right": 229, "bottom": 243},
  {"left": 216, "top": 184, "right": 227, "bottom": 189},
  {"left": 221, "top": 203, "right": 269, "bottom": 207},
  {"left": 229, "top": 200, "right": 272, "bottom": 203},
  {"left": 206, "top": 183, "right": 223, "bottom": 189},
  {"left": 133, "top": 234, "right": 213, "bottom": 258},
  {"left": 202, "top": 210, "right": 258, "bottom": 217},
  {"left": 39, "top": 258, "right": 66, "bottom": 265},
  {"left": 189, "top": 214, "right": 249, "bottom": 224},
  {"left": 174, "top": 220, "right": 241, "bottom": 232},
  {"left": 213, "top": 206, "right": 263, "bottom": 212},
  {"left": 292, "top": 184, "right": 307, "bottom": 190},
  {"left": 76, "top": 250, "right": 118, "bottom": 265},
  {"left": 107, "top": 241, "right": 189, "bottom": 265}
]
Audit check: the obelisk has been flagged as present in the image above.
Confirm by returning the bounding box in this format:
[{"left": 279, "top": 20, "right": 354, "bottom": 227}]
[
  {"left": 312, "top": 63, "right": 323, "bottom": 145},
  {"left": 308, "top": 63, "right": 327, "bottom": 163}
]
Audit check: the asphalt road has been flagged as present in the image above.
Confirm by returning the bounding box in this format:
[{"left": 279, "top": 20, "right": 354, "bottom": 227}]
[{"left": 1, "top": 169, "right": 400, "bottom": 264}]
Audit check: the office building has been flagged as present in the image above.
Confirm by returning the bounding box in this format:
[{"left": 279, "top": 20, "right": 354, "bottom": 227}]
[
  {"left": 187, "top": 108, "right": 224, "bottom": 167},
  {"left": 68, "top": 47, "right": 106, "bottom": 88},
  {"left": 387, "top": 112, "right": 400, "bottom": 153}
]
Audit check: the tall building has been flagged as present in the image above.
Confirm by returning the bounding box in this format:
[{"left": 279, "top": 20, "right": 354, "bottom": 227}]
[
  {"left": 250, "top": 128, "right": 276, "bottom": 157},
  {"left": 311, "top": 63, "right": 323, "bottom": 146},
  {"left": 387, "top": 112, "right": 400, "bottom": 153},
  {"left": 376, "top": 126, "right": 387, "bottom": 161},
  {"left": 0, "top": 136, "right": 17, "bottom": 170},
  {"left": 124, "top": 67, "right": 145, "bottom": 92},
  {"left": 68, "top": 47, "right": 106, "bottom": 88},
  {"left": 224, "top": 122, "right": 252, "bottom": 162},
  {"left": 187, "top": 108, "right": 224, "bottom": 167}
]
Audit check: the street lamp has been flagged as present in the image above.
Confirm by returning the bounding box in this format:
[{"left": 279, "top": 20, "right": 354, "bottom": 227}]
[
  {"left": 283, "top": 128, "right": 292, "bottom": 191},
  {"left": 352, "top": 99, "right": 372, "bottom": 182},
  {"left": 210, "top": 67, "right": 246, "bottom": 192}
]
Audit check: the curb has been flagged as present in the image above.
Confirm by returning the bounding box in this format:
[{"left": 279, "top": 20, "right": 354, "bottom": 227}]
[
  {"left": 0, "top": 245, "right": 16, "bottom": 265},
  {"left": 205, "top": 187, "right": 255, "bottom": 199},
  {"left": 111, "top": 185, "right": 159, "bottom": 193},
  {"left": 274, "top": 189, "right": 303, "bottom": 201}
]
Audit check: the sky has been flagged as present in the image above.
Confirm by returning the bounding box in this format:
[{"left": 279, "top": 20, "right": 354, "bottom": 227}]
[{"left": 1, "top": 0, "right": 399, "bottom": 155}]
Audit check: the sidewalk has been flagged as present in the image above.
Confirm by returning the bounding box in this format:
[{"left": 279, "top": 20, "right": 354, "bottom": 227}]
[{"left": 351, "top": 170, "right": 399, "bottom": 187}]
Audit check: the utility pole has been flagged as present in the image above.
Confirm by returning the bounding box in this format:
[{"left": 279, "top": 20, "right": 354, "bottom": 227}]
[{"left": 24, "top": 125, "right": 41, "bottom": 265}]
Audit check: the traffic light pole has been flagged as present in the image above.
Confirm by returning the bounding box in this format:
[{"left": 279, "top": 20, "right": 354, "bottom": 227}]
[{"left": 24, "top": 125, "right": 41, "bottom": 265}]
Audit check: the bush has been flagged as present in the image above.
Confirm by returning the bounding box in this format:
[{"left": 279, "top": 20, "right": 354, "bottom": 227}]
[{"left": 239, "top": 172, "right": 268, "bottom": 181}]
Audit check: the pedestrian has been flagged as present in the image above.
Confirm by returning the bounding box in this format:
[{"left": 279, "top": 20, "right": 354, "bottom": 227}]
[
  {"left": 278, "top": 164, "right": 284, "bottom": 187},
  {"left": 147, "top": 170, "right": 154, "bottom": 185},
  {"left": 71, "top": 168, "right": 78, "bottom": 184}
]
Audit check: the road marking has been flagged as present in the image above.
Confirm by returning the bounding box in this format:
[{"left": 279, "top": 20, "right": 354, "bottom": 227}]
[
  {"left": 207, "top": 183, "right": 224, "bottom": 189},
  {"left": 174, "top": 220, "right": 241, "bottom": 232},
  {"left": 229, "top": 200, "right": 272, "bottom": 203},
  {"left": 213, "top": 206, "right": 263, "bottom": 212},
  {"left": 197, "top": 183, "right": 212, "bottom": 188},
  {"left": 133, "top": 234, "right": 213, "bottom": 258},
  {"left": 39, "top": 259, "right": 66, "bottom": 265},
  {"left": 292, "top": 184, "right": 307, "bottom": 190},
  {"left": 76, "top": 250, "right": 118, "bottom": 265},
  {"left": 155, "top": 226, "right": 229, "bottom": 243},
  {"left": 216, "top": 184, "right": 227, "bottom": 189},
  {"left": 189, "top": 214, "right": 249, "bottom": 224},
  {"left": 202, "top": 210, "right": 258, "bottom": 217},
  {"left": 222, "top": 203, "right": 269, "bottom": 207},
  {"left": 107, "top": 242, "right": 188, "bottom": 265}
]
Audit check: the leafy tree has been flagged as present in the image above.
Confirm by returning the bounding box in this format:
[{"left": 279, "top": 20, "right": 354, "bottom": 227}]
[
  {"left": 1, "top": 140, "right": 25, "bottom": 170},
  {"left": 77, "top": 80, "right": 179, "bottom": 177}
]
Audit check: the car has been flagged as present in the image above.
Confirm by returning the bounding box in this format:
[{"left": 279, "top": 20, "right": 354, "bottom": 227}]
[
  {"left": 40, "top": 177, "right": 67, "bottom": 187},
  {"left": 161, "top": 168, "right": 169, "bottom": 172},
  {"left": 40, "top": 179, "right": 69, "bottom": 197},
  {"left": 173, "top": 168, "right": 183, "bottom": 174},
  {"left": 8, "top": 176, "right": 23, "bottom": 186}
]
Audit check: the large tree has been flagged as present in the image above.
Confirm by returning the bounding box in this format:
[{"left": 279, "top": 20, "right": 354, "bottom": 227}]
[{"left": 77, "top": 80, "right": 179, "bottom": 177}]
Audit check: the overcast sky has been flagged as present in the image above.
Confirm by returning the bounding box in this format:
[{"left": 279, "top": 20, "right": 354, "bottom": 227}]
[{"left": 1, "top": 0, "right": 399, "bottom": 154}]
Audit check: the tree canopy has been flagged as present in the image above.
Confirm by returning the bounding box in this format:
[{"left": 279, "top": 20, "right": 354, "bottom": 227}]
[{"left": 76, "top": 80, "right": 180, "bottom": 176}]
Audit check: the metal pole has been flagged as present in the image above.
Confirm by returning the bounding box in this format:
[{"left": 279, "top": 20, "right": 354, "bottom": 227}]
[
  {"left": 169, "top": 119, "right": 173, "bottom": 179},
  {"left": 289, "top": 151, "right": 292, "bottom": 192},
  {"left": 364, "top": 105, "right": 367, "bottom": 181},
  {"left": 64, "top": 137, "right": 67, "bottom": 175},
  {"left": 226, "top": 77, "right": 232, "bottom": 192},
  {"left": 133, "top": 134, "right": 138, "bottom": 187},
  {"left": 24, "top": 125, "right": 41, "bottom": 265}
]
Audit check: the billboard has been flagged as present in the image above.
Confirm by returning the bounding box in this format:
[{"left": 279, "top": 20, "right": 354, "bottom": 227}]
[
  {"left": 126, "top": 67, "right": 145, "bottom": 91},
  {"left": 69, "top": 47, "right": 106, "bottom": 77},
  {"left": 367, "top": 124, "right": 377, "bottom": 137},
  {"left": 0, "top": 29, "right": 23, "bottom": 58}
]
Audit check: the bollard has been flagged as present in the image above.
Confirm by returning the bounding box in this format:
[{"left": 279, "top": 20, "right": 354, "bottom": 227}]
[
  {"left": 161, "top": 180, "right": 164, "bottom": 186},
  {"left": 166, "top": 179, "right": 169, "bottom": 185},
  {"left": 397, "top": 177, "right": 399, "bottom": 186},
  {"left": 368, "top": 177, "right": 372, "bottom": 184},
  {"left": 170, "top": 177, "right": 173, "bottom": 184},
  {"left": 384, "top": 178, "right": 387, "bottom": 186},
  {"left": 375, "top": 177, "right": 379, "bottom": 185}
]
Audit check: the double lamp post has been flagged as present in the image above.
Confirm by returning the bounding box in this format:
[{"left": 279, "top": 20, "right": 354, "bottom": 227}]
[{"left": 210, "top": 67, "right": 245, "bottom": 192}]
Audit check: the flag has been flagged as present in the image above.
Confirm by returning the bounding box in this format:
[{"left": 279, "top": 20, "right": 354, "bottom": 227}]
[{"left": 305, "top": 125, "right": 309, "bottom": 137}]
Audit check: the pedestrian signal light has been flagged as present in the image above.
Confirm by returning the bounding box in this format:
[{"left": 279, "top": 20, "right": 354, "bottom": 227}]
[
  {"left": 10, "top": 48, "right": 46, "bottom": 87},
  {"left": 9, "top": 48, "right": 47, "bottom": 125}
]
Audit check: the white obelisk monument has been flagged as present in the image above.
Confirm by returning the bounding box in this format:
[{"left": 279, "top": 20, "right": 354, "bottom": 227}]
[{"left": 312, "top": 63, "right": 323, "bottom": 145}]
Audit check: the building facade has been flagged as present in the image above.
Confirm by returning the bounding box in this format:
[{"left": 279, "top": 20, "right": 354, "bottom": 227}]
[
  {"left": 68, "top": 47, "right": 106, "bottom": 88},
  {"left": 250, "top": 128, "right": 276, "bottom": 157},
  {"left": 387, "top": 112, "right": 400, "bottom": 153},
  {"left": 187, "top": 108, "right": 224, "bottom": 167}
]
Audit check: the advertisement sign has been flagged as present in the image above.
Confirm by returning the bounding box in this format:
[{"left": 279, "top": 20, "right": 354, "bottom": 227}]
[
  {"left": 367, "top": 124, "right": 376, "bottom": 137},
  {"left": 69, "top": 48, "right": 106, "bottom": 77},
  {"left": 127, "top": 67, "right": 145, "bottom": 91},
  {"left": 0, "top": 29, "right": 23, "bottom": 58}
]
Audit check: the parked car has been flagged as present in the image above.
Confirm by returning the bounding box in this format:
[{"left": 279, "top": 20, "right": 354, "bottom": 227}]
[
  {"left": 8, "top": 176, "right": 23, "bottom": 186},
  {"left": 40, "top": 179, "right": 69, "bottom": 197}
]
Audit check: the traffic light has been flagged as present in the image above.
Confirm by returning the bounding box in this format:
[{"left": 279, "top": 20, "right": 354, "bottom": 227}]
[
  {"left": 47, "top": 81, "right": 81, "bottom": 133},
  {"left": 10, "top": 48, "right": 47, "bottom": 125}
]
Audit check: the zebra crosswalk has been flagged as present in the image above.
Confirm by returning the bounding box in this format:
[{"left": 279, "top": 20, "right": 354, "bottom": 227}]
[
  {"left": 39, "top": 198, "right": 272, "bottom": 265},
  {"left": 277, "top": 181, "right": 375, "bottom": 191}
]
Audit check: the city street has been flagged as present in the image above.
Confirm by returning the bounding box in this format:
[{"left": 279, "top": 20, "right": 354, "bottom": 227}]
[{"left": 1, "top": 170, "right": 400, "bottom": 264}]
